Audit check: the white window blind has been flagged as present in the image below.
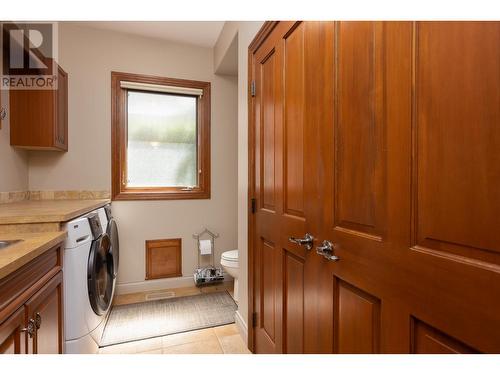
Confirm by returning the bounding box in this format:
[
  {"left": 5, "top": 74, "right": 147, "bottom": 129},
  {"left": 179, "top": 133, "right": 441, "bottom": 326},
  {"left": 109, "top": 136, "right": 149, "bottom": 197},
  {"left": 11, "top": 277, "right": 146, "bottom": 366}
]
[{"left": 120, "top": 81, "right": 203, "bottom": 97}]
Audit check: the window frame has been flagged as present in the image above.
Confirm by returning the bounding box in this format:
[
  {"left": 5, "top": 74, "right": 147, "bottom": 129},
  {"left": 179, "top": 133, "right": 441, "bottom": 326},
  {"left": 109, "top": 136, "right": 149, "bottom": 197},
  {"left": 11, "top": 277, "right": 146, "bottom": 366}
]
[{"left": 111, "top": 71, "right": 211, "bottom": 201}]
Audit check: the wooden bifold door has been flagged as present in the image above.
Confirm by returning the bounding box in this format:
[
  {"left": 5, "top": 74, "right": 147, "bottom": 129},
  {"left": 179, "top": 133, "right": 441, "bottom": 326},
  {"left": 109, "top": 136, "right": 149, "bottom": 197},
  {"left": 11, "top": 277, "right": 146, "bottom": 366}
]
[{"left": 248, "top": 21, "right": 500, "bottom": 354}]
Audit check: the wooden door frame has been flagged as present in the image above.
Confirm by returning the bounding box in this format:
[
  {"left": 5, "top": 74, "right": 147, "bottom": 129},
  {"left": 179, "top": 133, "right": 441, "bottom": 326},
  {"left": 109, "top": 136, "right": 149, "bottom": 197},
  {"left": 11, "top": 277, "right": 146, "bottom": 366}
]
[{"left": 247, "top": 21, "right": 279, "bottom": 353}]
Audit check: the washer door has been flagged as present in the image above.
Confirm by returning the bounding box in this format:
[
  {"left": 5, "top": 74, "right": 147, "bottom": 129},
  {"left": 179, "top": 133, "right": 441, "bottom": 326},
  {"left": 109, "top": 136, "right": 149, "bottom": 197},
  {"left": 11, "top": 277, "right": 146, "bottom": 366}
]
[
  {"left": 87, "top": 233, "right": 114, "bottom": 316},
  {"left": 107, "top": 218, "right": 119, "bottom": 277}
]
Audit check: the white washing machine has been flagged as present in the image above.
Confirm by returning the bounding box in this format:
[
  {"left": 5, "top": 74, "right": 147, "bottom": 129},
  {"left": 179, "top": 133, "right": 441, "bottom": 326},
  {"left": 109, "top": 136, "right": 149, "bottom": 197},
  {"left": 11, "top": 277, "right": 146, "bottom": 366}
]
[
  {"left": 63, "top": 207, "right": 116, "bottom": 354},
  {"left": 103, "top": 204, "right": 119, "bottom": 279}
]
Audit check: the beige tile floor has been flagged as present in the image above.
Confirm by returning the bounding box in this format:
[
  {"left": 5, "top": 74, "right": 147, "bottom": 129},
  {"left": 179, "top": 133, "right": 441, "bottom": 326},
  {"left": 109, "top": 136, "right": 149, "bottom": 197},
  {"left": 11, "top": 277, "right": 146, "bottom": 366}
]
[
  {"left": 101, "top": 282, "right": 249, "bottom": 354},
  {"left": 98, "top": 323, "right": 250, "bottom": 354}
]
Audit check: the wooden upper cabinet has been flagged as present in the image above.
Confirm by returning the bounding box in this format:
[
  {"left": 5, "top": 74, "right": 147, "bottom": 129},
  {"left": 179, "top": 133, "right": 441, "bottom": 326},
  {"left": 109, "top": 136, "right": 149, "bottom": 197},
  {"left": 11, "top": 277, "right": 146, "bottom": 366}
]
[{"left": 9, "top": 62, "right": 68, "bottom": 151}]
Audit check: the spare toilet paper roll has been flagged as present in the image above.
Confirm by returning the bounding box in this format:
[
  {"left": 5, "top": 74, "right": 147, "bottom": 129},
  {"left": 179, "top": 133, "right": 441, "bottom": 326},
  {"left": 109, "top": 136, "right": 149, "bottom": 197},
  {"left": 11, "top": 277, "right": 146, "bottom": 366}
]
[{"left": 199, "top": 239, "right": 212, "bottom": 255}]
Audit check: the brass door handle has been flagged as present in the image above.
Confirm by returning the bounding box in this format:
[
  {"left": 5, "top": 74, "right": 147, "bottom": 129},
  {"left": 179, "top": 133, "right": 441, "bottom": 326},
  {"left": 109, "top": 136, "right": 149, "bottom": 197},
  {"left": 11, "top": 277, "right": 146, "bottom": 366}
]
[{"left": 21, "top": 319, "right": 36, "bottom": 338}]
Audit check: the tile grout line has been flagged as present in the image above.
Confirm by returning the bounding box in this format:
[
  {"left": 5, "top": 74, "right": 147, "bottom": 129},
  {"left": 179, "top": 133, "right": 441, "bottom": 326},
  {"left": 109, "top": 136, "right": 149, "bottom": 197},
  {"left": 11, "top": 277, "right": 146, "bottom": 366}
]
[{"left": 214, "top": 329, "right": 226, "bottom": 354}]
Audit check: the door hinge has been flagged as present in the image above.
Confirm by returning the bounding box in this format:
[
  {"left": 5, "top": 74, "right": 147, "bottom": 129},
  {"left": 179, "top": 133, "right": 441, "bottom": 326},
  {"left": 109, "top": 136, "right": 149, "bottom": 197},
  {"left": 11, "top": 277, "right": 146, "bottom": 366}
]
[
  {"left": 251, "top": 198, "right": 256, "bottom": 214},
  {"left": 252, "top": 312, "right": 258, "bottom": 327},
  {"left": 250, "top": 81, "right": 256, "bottom": 97}
]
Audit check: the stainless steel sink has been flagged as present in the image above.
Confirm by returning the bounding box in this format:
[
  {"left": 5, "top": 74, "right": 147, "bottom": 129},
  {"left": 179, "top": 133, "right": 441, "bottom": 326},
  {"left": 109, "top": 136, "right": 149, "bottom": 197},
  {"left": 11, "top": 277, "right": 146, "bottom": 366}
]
[{"left": 0, "top": 239, "right": 22, "bottom": 249}]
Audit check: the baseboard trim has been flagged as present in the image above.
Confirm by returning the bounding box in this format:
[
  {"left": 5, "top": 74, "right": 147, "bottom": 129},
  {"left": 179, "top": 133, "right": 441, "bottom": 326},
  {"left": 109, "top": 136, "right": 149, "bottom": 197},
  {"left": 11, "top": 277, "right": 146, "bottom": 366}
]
[
  {"left": 234, "top": 310, "right": 248, "bottom": 347},
  {"left": 116, "top": 273, "right": 234, "bottom": 295},
  {"left": 115, "top": 276, "right": 195, "bottom": 295}
]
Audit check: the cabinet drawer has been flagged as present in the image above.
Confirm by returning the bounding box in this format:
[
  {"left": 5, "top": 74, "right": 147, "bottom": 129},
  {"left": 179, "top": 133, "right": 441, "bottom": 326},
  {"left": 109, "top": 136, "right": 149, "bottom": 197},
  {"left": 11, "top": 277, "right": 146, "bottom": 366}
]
[{"left": 0, "top": 245, "right": 62, "bottom": 323}]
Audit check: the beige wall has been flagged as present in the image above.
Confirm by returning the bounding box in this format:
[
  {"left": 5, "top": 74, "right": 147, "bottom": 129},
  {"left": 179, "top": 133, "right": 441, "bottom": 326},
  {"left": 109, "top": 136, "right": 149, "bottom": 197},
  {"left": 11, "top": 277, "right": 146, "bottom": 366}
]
[
  {"left": 214, "top": 23, "right": 238, "bottom": 76},
  {"left": 214, "top": 21, "right": 264, "bottom": 336},
  {"left": 236, "top": 21, "right": 264, "bottom": 334},
  {"left": 27, "top": 23, "right": 239, "bottom": 291},
  {"left": 214, "top": 23, "right": 237, "bottom": 72},
  {"left": 0, "top": 91, "right": 29, "bottom": 192},
  {"left": 2, "top": 20, "right": 263, "bottom": 339}
]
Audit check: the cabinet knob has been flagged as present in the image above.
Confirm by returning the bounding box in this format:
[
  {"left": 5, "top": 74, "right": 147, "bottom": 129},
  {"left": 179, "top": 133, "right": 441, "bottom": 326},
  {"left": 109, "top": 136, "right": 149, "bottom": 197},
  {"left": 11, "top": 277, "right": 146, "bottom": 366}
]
[
  {"left": 21, "top": 319, "right": 36, "bottom": 338},
  {"left": 35, "top": 313, "right": 42, "bottom": 329}
]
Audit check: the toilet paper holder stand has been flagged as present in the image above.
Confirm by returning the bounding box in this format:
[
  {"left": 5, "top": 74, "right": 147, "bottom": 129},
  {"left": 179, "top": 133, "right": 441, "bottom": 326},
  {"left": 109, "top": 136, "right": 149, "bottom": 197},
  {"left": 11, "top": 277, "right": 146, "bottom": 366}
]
[{"left": 192, "top": 228, "right": 224, "bottom": 286}]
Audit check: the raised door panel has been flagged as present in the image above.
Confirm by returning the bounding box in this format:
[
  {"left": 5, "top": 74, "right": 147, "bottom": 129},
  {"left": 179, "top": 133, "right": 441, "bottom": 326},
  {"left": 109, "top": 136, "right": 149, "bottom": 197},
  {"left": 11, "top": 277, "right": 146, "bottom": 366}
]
[
  {"left": 145, "top": 238, "right": 182, "bottom": 279},
  {"left": 413, "top": 22, "right": 500, "bottom": 265},
  {"left": 411, "top": 319, "right": 478, "bottom": 354},
  {"left": 260, "top": 50, "right": 278, "bottom": 212},
  {"left": 283, "top": 22, "right": 305, "bottom": 218},
  {"left": 10, "top": 88, "right": 55, "bottom": 148},
  {"left": 260, "top": 239, "right": 277, "bottom": 342},
  {"left": 335, "top": 280, "right": 380, "bottom": 353},
  {"left": 334, "top": 22, "right": 386, "bottom": 240},
  {"left": 0, "top": 307, "right": 26, "bottom": 354},
  {"left": 283, "top": 251, "right": 304, "bottom": 353}
]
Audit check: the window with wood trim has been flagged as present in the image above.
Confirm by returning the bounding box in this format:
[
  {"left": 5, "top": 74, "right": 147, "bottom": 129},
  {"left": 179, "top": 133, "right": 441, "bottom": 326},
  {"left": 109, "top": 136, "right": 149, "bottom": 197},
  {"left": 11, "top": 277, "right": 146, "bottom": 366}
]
[{"left": 111, "top": 72, "right": 211, "bottom": 200}]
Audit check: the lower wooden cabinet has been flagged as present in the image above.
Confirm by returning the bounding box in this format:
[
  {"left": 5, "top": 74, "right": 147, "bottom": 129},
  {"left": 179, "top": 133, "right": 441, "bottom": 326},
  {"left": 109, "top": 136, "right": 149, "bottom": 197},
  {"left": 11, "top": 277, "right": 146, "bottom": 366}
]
[
  {"left": 0, "top": 244, "right": 64, "bottom": 354},
  {"left": 0, "top": 307, "right": 26, "bottom": 354},
  {"left": 25, "top": 272, "right": 63, "bottom": 354}
]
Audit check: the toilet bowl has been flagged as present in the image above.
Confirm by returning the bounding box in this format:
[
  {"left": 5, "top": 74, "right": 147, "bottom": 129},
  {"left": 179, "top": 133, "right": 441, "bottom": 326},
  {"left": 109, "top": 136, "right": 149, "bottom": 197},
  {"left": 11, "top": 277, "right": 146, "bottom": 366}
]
[{"left": 221, "top": 250, "right": 239, "bottom": 302}]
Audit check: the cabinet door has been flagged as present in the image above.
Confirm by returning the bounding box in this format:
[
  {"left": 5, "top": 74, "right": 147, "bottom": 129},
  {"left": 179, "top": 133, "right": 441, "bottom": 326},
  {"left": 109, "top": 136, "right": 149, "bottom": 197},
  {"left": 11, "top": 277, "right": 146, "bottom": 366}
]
[
  {"left": 54, "top": 65, "right": 68, "bottom": 150},
  {"left": 0, "top": 307, "right": 26, "bottom": 354},
  {"left": 25, "top": 272, "right": 63, "bottom": 354},
  {"left": 9, "top": 60, "right": 68, "bottom": 151}
]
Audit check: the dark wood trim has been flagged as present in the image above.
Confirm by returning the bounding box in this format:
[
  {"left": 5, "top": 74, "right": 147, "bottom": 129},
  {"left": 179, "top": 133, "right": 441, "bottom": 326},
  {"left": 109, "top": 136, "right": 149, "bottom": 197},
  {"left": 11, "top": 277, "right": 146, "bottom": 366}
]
[
  {"left": 54, "top": 65, "right": 68, "bottom": 151},
  {"left": 111, "top": 71, "right": 211, "bottom": 201},
  {"left": 145, "top": 238, "right": 183, "bottom": 280},
  {"left": 248, "top": 22, "right": 280, "bottom": 52},
  {"left": 247, "top": 36, "right": 256, "bottom": 355}
]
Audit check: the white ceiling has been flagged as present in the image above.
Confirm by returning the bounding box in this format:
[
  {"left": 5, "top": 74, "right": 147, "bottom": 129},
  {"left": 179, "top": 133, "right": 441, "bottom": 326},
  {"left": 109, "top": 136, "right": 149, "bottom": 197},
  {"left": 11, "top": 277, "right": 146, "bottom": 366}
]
[{"left": 80, "top": 21, "right": 225, "bottom": 48}]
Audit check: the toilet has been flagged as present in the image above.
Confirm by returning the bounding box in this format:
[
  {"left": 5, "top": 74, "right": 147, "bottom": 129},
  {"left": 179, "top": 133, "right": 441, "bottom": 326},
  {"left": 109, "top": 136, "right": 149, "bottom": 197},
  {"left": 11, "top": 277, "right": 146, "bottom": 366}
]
[{"left": 221, "top": 250, "right": 239, "bottom": 302}]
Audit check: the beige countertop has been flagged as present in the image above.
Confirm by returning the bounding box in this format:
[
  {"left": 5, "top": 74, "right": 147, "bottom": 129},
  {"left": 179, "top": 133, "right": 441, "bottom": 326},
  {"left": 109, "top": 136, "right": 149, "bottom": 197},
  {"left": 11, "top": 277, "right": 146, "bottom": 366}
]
[
  {"left": 0, "top": 231, "right": 67, "bottom": 279},
  {"left": 0, "top": 199, "right": 110, "bottom": 224}
]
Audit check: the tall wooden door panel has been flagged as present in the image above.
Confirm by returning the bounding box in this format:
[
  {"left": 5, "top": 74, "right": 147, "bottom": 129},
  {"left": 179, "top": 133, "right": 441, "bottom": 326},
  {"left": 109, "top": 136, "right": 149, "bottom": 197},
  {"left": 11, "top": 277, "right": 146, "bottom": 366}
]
[
  {"left": 251, "top": 21, "right": 319, "bottom": 354},
  {"left": 407, "top": 21, "right": 500, "bottom": 352},
  {"left": 320, "top": 21, "right": 500, "bottom": 353},
  {"left": 250, "top": 21, "right": 500, "bottom": 354},
  {"left": 253, "top": 22, "right": 283, "bottom": 354},
  {"left": 317, "top": 21, "right": 398, "bottom": 354}
]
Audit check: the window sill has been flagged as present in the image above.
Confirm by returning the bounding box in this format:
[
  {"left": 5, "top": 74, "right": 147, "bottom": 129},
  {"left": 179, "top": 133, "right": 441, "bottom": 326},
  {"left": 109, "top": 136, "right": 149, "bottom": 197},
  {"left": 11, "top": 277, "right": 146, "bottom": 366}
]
[{"left": 112, "top": 189, "right": 210, "bottom": 201}]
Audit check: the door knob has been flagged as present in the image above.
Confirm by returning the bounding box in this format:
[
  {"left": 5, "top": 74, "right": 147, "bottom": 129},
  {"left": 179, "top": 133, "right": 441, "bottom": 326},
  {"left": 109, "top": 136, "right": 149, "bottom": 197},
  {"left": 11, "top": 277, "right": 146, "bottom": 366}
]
[
  {"left": 288, "top": 233, "right": 314, "bottom": 250},
  {"left": 316, "top": 240, "right": 339, "bottom": 261}
]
